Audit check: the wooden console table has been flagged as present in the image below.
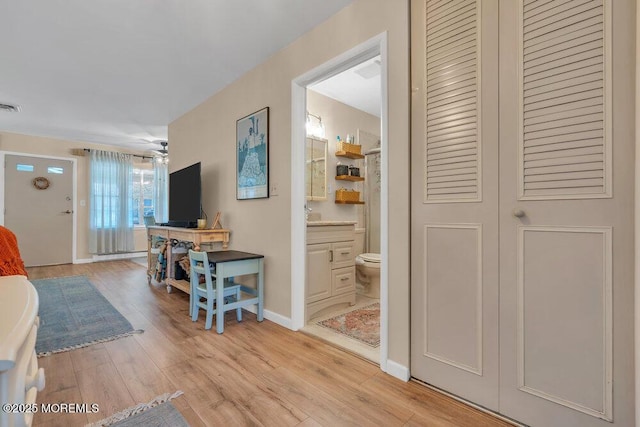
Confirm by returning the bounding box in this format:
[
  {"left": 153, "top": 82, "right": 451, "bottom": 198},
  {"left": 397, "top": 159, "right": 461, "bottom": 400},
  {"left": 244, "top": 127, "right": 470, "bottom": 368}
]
[{"left": 146, "top": 225, "right": 231, "bottom": 294}]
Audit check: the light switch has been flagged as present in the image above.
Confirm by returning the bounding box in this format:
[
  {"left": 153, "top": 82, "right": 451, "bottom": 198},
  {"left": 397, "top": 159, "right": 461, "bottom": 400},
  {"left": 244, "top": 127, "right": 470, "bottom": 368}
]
[{"left": 270, "top": 183, "right": 278, "bottom": 196}]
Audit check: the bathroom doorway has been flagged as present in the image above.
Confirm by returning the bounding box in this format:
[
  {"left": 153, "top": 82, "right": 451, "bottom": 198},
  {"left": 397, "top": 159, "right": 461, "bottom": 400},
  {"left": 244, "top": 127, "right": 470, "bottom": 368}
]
[
  {"left": 304, "top": 76, "right": 382, "bottom": 362},
  {"left": 291, "top": 34, "right": 389, "bottom": 369}
]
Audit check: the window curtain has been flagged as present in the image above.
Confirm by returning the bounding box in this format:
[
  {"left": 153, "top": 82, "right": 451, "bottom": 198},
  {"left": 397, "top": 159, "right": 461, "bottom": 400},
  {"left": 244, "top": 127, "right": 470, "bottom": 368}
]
[
  {"left": 89, "top": 150, "right": 135, "bottom": 254},
  {"left": 153, "top": 158, "right": 169, "bottom": 224}
]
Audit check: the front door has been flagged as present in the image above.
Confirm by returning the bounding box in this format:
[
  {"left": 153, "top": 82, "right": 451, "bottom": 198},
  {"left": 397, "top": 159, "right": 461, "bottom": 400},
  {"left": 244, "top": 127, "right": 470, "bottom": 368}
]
[
  {"left": 410, "top": 1, "right": 635, "bottom": 426},
  {"left": 4, "top": 154, "right": 73, "bottom": 266}
]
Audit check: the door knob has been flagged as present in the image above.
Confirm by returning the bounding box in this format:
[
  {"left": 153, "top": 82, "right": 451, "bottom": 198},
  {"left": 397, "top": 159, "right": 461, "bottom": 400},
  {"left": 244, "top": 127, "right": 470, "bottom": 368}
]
[
  {"left": 62, "top": 210, "right": 73, "bottom": 214},
  {"left": 512, "top": 209, "right": 526, "bottom": 218}
]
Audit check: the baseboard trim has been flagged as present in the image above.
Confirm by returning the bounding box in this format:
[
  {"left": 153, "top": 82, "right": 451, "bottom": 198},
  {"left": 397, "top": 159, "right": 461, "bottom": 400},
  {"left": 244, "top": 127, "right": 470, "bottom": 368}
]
[
  {"left": 385, "top": 359, "right": 410, "bottom": 382},
  {"left": 91, "top": 252, "right": 147, "bottom": 262},
  {"left": 243, "top": 306, "right": 293, "bottom": 330},
  {"left": 74, "top": 252, "right": 147, "bottom": 264},
  {"left": 263, "top": 310, "right": 293, "bottom": 329}
]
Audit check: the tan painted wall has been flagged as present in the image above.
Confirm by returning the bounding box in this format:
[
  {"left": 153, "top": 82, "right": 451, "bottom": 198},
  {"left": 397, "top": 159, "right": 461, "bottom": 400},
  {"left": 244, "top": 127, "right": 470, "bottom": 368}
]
[
  {"left": 306, "top": 89, "right": 380, "bottom": 225},
  {"left": 169, "top": 0, "right": 410, "bottom": 365},
  {"left": 0, "top": 131, "right": 149, "bottom": 260}
]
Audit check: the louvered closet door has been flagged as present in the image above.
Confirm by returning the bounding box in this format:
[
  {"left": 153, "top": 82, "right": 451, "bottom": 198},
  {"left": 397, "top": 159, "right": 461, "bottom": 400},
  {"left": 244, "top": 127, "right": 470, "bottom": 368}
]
[
  {"left": 411, "top": 0, "right": 635, "bottom": 425},
  {"left": 410, "top": 0, "right": 500, "bottom": 410},
  {"left": 498, "top": 0, "right": 634, "bottom": 425}
]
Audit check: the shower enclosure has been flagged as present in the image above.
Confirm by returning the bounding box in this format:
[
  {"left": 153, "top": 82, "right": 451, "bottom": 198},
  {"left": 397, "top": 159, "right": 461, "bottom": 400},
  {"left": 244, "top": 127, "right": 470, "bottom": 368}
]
[{"left": 364, "top": 147, "right": 381, "bottom": 253}]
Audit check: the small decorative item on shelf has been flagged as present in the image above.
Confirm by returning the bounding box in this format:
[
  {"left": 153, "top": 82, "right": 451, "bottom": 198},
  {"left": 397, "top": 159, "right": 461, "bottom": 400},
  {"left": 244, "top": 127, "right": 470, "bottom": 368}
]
[
  {"left": 211, "top": 211, "right": 223, "bottom": 229},
  {"left": 335, "top": 188, "right": 361, "bottom": 203},
  {"left": 336, "top": 140, "right": 362, "bottom": 155},
  {"left": 336, "top": 163, "right": 349, "bottom": 176},
  {"left": 349, "top": 166, "right": 360, "bottom": 177}
]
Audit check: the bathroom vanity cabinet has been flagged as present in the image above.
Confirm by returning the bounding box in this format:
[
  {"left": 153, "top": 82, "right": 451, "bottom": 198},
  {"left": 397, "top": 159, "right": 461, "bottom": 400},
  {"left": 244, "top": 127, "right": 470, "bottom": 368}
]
[{"left": 306, "top": 222, "right": 356, "bottom": 320}]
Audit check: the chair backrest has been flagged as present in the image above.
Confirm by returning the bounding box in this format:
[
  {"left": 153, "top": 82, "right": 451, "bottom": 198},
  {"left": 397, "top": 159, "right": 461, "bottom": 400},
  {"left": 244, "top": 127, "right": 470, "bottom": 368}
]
[
  {"left": 188, "top": 249, "right": 214, "bottom": 296},
  {"left": 188, "top": 249, "right": 210, "bottom": 275}
]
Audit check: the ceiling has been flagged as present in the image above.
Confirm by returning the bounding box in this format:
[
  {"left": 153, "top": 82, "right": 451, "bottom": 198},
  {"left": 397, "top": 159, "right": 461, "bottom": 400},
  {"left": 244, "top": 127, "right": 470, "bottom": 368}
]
[
  {"left": 0, "top": 0, "right": 353, "bottom": 152},
  {"left": 310, "top": 55, "right": 382, "bottom": 118}
]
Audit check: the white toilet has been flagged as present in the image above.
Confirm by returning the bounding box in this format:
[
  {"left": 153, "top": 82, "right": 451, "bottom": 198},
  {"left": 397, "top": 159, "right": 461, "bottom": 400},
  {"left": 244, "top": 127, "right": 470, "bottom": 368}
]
[{"left": 355, "top": 253, "right": 381, "bottom": 298}]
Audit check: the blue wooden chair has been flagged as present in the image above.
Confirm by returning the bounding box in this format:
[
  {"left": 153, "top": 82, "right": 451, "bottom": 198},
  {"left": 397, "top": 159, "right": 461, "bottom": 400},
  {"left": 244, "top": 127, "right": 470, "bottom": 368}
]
[{"left": 188, "top": 249, "right": 242, "bottom": 330}]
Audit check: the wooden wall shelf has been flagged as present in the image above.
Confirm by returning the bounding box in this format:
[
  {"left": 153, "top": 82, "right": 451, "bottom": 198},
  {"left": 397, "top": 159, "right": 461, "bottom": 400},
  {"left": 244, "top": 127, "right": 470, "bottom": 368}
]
[
  {"left": 335, "top": 151, "right": 365, "bottom": 159},
  {"left": 335, "top": 175, "right": 365, "bottom": 182},
  {"left": 335, "top": 200, "right": 365, "bottom": 205}
]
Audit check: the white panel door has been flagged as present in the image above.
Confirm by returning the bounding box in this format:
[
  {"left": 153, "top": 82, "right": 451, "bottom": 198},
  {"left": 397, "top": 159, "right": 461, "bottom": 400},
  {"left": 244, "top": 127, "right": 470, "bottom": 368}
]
[
  {"left": 411, "top": 0, "right": 635, "bottom": 425},
  {"left": 410, "top": 0, "right": 500, "bottom": 410},
  {"left": 4, "top": 155, "right": 73, "bottom": 266},
  {"left": 498, "top": 0, "right": 634, "bottom": 425}
]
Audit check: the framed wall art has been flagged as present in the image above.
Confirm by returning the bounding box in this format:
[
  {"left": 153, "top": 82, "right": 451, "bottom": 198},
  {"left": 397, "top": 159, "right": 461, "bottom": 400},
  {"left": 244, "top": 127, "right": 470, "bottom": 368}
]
[{"left": 236, "top": 107, "right": 269, "bottom": 200}]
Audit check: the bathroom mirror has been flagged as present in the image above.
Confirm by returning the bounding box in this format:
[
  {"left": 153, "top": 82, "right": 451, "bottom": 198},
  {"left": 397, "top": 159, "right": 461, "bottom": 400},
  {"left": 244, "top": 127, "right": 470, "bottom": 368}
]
[{"left": 305, "top": 137, "right": 327, "bottom": 201}]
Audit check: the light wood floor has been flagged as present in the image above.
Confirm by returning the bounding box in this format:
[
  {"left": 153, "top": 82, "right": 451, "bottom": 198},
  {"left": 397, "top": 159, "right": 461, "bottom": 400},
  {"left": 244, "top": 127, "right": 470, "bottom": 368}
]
[{"left": 28, "top": 260, "right": 513, "bottom": 427}]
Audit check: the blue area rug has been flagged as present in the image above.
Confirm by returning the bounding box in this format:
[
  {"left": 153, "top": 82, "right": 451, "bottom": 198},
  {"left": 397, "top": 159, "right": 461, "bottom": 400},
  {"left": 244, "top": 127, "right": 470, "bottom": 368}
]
[
  {"left": 87, "top": 391, "right": 187, "bottom": 427},
  {"left": 32, "top": 275, "right": 142, "bottom": 357}
]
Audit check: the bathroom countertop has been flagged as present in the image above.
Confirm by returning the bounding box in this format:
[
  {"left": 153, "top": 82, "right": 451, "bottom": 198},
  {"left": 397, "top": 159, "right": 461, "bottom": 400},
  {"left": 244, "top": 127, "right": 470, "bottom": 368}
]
[{"left": 306, "top": 220, "right": 357, "bottom": 226}]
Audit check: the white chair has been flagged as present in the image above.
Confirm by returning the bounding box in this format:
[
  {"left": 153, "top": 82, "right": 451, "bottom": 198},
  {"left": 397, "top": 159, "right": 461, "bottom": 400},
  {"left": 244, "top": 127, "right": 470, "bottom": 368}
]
[{"left": 188, "top": 250, "right": 242, "bottom": 330}]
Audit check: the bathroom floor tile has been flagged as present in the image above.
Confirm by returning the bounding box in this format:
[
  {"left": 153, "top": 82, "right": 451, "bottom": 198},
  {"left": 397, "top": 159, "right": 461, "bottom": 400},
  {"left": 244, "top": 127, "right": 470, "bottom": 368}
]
[{"left": 302, "top": 295, "right": 380, "bottom": 363}]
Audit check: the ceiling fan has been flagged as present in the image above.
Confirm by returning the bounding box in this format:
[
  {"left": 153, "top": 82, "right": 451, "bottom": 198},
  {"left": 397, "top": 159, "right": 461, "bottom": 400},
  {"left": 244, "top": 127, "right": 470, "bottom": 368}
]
[{"left": 151, "top": 140, "right": 169, "bottom": 157}]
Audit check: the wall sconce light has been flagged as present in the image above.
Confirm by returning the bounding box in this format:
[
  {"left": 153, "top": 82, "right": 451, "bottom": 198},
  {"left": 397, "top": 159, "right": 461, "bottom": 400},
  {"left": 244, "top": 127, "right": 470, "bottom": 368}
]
[{"left": 306, "top": 111, "right": 325, "bottom": 138}]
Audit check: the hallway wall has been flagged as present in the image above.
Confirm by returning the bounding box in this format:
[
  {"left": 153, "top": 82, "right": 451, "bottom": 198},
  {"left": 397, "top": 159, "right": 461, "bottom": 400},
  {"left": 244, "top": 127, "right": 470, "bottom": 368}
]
[{"left": 169, "top": 0, "right": 411, "bottom": 367}]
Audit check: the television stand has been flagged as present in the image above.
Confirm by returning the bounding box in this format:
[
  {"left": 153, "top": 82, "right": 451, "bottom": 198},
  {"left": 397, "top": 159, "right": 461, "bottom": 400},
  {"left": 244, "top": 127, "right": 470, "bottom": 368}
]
[
  {"left": 146, "top": 225, "right": 231, "bottom": 294},
  {"left": 163, "top": 220, "right": 198, "bottom": 228}
]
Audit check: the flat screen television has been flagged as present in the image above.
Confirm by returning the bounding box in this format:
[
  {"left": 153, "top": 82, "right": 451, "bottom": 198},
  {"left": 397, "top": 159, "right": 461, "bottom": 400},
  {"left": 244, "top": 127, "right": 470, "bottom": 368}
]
[{"left": 168, "top": 162, "right": 201, "bottom": 228}]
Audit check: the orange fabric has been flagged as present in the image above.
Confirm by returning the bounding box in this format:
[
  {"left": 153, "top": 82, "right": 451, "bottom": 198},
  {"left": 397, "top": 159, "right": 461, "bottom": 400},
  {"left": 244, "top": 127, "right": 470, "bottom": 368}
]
[{"left": 0, "top": 226, "right": 27, "bottom": 277}]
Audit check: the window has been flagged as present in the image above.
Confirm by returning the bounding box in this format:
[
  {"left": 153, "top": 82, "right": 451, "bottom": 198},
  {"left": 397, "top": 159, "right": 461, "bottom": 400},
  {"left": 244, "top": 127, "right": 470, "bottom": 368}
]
[
  {"left": 89, "top": 150, "right": 135, "bottom": 254},
  {"left": 91, "top": 168, "right": 130, "bottom": 228},
  {"left": 132, "top": 168, "right": 155, "bottom": 225},
  {"left": 16, "top": 164, "right": 34, "bottom": 172}
]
